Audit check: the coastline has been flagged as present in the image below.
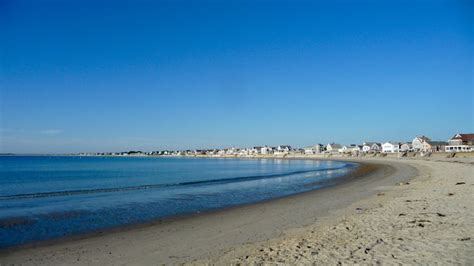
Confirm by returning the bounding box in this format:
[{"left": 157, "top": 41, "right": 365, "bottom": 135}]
[
  {"left": 198, "top": 157, "right": 474, "bottom": 265},
  {"left": 0, "top": 158, "right": 419, "bottom": 265},
  {"left": 0, "top": 157, "right": 359, "bottom": 250}
]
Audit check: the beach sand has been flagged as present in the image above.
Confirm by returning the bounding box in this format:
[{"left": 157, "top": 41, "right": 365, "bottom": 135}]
[
  {"left": 0, "top": 157, "right": 472, "bottom": 265},
  {"left": 196, "top": 157, "right": 474, "bottom": 265}
]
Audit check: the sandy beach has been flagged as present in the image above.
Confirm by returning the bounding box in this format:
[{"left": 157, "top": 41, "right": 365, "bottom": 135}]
[{"left": 1, "top": 156, "right": 472, "bottom": 265}]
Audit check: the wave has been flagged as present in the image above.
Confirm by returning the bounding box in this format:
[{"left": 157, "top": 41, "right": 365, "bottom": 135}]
[{"left": 0, "top": 165, "right": 353, "bottom": 201}]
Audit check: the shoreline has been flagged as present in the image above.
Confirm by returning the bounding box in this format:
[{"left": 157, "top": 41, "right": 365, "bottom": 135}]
[
  {"left": 0, "top": 157, "right": 360, "bottom": 251},
  {"left": 0, "top": 158, "right": 417, "bottom": 265},
  {"left": 0, "top": 158, "right": 364, "bottom": 251},
  {"left": 198, "top": 157, "right": 474, "bottom": 264}
]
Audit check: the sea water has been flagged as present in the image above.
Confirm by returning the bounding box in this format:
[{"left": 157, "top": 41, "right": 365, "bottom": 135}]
[{"left": 0, "top": 156, "right": 356, "bottom": 248}]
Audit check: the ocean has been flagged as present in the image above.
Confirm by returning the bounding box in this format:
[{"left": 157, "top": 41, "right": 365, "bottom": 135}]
[{"left": 0, "top": 156, "right": 356, "bottom": 248}]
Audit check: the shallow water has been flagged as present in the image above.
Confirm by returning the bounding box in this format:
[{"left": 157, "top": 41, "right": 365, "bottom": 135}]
[{"left": 0, "top": 156, "right": 356, "bottom": 248}]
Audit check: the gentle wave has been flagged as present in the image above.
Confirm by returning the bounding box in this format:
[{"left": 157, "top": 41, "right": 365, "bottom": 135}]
[{"left": 0, "top": 165, "right": 351, "bottom": 201}]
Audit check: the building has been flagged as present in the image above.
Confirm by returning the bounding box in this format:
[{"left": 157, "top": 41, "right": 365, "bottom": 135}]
[
  {"left": 400, "top": 143, "right": 413, "bottom": 152},
  {"left": 350, "top": 144, "right": 363, "bottom": 152},
  {"left": 273, "top": 145, "right": 291, "bottom": 156},
  {"left": 362, "top": 142, "right": 381, "bottom": 153},
  {"left": 277, "top": 145, "right": 291, "bottom": 153},
  {"left": 251, "top": 147, "right": 262, "bottom": 155},
  {"left": 339, "top": 144, "right": 360, "bottom": 153},
  {"left": 314, "top": 144, "right": 325, "bottom": 154},
  {"left": 412, "top": 136, "right": 448, "bottom": 152},
  {"left": 412, "top": 136, "right": 431, "bottom": 152},
  {"left": 382, "top": 142, "right": 400, "bottom": 153},
  {"left": 304, "top": 147, "right": 315, "bottom": 155},
  {"left": 260, "top": 146, "right": 272, "bottom": 155},
  {"left": 427, "top": 141, "right": 448, "bottom": 152},
  {"left": 445, "top": 133, "right": 474, "bottom": 152},
  {"left": 339, "top": 145, "right": 350, "bottom": 153},
  {"left": 304, "top": 144, "right": 324, "bottom": 155},
  {"left": 326, "top": 143, "right": 342, "bottom": 153}
]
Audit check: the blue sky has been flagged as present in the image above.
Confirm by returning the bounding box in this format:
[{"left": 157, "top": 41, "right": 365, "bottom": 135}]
[{"left": 1, "top": 0, "right": 473, "bottom": 153}]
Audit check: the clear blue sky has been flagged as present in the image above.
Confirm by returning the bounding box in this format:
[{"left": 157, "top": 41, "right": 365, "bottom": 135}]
[{"left": 1, "top": 0, "right": 473, "bottom": 153}]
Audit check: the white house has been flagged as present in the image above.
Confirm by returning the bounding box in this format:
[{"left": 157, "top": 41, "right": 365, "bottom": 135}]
[
  {"left": 362, "top": 142, "right": 381, "bottom": 153},
  {"left": 351, "top": 145, "right": 363, "bottom": 152},
  {"left": 400, "top": 143, "right": 413, "bottom": 152},
  {"left": 304, "top": 147, "right": 315, "bottom": 155},
  {"left": 225, "top": 148, "right": 237, "bottom": 155},
  {"left": 339, "top": 145, "right": 349, "bottom": 153},
  {"left": 339, "top": 145, "right": 362, "bottom": 153},
  {"left": 251, "top": 147, "right": 262, "bottom": 154},
  {"left": 412, "top": 136, "right": 431, "bottom": 152},
  {"left": 274, "top": 145, "right": 291, "bottom": 156},
  {"left": 413, "top": 136, "right": 448, "bottom": 152},
  {"left": 277, "top": 145, "right": 292, "bottom": 153},
  {"left": 260, "top": 146, "right": 272, "bottom": 155},
  {"left": 326, "top": 143, "right": 342, "bottom": 153},
  {"left": 382, "top": 142, "right": 400, "bottom": 153},
  {"left": 315, "top": 144, "right": 325, "bottom": 153},
  {"left": 445, "top": 133, "right": 474, "bottom": 152}
]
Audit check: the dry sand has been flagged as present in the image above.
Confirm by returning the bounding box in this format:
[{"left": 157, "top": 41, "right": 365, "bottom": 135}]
[
  {"left": 196, "top": 157, "right": 474, "bottom": 265},
  {"left": 0, "top": 157, "right": 472, "bottom": 265}
]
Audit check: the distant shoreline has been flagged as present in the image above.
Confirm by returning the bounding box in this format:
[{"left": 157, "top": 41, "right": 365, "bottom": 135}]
[{"left": 2, "top": 151, "right": 473, "bottom": 158}]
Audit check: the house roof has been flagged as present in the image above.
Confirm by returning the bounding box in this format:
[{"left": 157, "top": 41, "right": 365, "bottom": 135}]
[
  {"left": 364, "top": 142, "right": 381, "bottom": 146},
  {"left": 451, "top": 133, "right": 474, "bottom": 142},
  {"left": 427, "top": 141, "right": 448, "bottom": 146},
  {"left": 278, "top": 145, "right": 291, "bottom": 149},
  {"left": 416, "top": 135, "right": 431, "bottom": 141},
  {"left": 328, "top": 143, "right": 342, "bottom": 148}
]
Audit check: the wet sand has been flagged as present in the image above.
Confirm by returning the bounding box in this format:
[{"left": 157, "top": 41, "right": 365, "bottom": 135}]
[{"left": 2, "top": 158, "right": 469, "bottom": 265}]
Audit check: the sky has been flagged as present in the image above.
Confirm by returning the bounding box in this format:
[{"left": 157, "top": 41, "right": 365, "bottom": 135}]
[{"left": 0, "top": 0, "right": 473, "bottom": 153}]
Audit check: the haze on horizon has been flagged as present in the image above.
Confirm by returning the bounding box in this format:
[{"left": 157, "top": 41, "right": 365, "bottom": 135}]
[{"left": 1, "top": 0, "right": 473, "bottom": 154}]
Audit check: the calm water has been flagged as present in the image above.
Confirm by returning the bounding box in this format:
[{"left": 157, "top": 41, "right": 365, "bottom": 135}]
[{"left": 0, "top": 156, "right": 356, "bottom": 248}]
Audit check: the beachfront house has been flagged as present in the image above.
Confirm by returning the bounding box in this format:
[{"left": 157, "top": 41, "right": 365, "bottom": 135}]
[
  {"left": 351, "top": 145, "right": 363, "bottom": 152},
  {"left": 339, "top": 145, "right": 358, "bottom": 153},
  {"left": 382, "top": 142, "right": 400, "bottom": 153},
  {"left": 250, "top": 146, "right": 272, "bottom": 155},
  {"left": 260, "top": 146, "right": 272, "bottom": 155},
  {"left": 277, "top": 145, "right": 291, "bottom": 153},
  {"left": 304, "top": 147, "right": 315, "bottom": 155},
  {"left": 362, "top": 142, "right": 381, "bottom": 153},
  {"left": 445, "top": 133, "right": 474, "bottom": 152},
  {"left": 412, "top": 136, "right": 431, "bottom": 152},
  {"left": 294, "top": 148, "right": 305, "bottom": 155},
  {"left": 251, "top": 147, "right": 262, "bottom": 155},
  {"left": 315, "top": 144, "right": 325, "bottom": 153},
  {"left": 236, "top": 148, "right": 248, "bottom": 156},
  {"left": 274, "top": 150, "right": 286, "bottom": 156},
  {"left": 326, "top": 143, "right": 342, "bottom": 153},
  {"left": 274, "top": 145, "right": 291, "bottom": 156},
  {"left": 339, "top": 145, "right": 349, "bottom": 153},
  {"left": 304, "top": 144, "right": 324, "bottom": 155},
  {"left": 400, "top": 143, "right": 413, "bottom": 152},
  {"left": 412, "top": 136, "right": 448, "bottom": 152},
  {"left": 427, "top": 141, "right": 448, "bottom": 152}
]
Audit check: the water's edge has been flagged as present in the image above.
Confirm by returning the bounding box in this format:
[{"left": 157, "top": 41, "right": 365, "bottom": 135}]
[{"left": 0, "top": 158, "right": 370, "bottom": 252}]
